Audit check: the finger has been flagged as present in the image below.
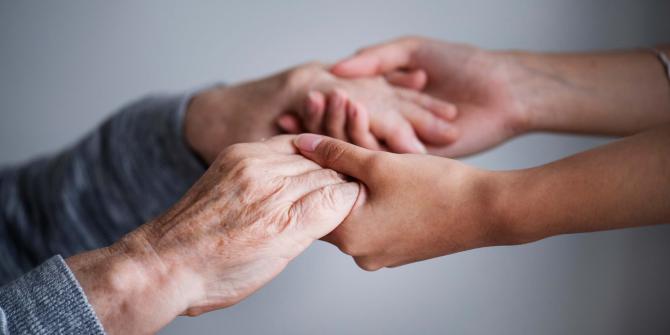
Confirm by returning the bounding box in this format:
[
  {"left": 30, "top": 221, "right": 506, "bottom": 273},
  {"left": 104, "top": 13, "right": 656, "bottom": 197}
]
[
  {"left": 282, "top": 168, "right": 347, "bottom": 202},
  {"left": 302, "top": 91, "right": 326, "bottom": 133},
  {"left": 293, "top": 134, "right": 373, "bottom": 180},
  {"left": 385, "top": 69, "right": 428, "bottom": 90},
  {"left": 346, "top": 101, "right": 381, "bottom": 150},
  {"left": 397, "top": 101, "right": 459, "bottom": 145},
  {"left": 324, "top": 89, "right": 348, "bottom": 141},
  {"left": 425, "top": 113, "right": 501, "bottom": 158},
  {"left": 331, "top": 37, "right": 422, "bottom": 77},
  {"left": 396, "top": 88, "right": 457, "bottom": 120},
  {"left": 276, "top": 114, "right": 302, "bottom": 134},
  {"left": 353, "top": 255, "right": 384, "bottom": 272},
  {"left": 375, "top": 118, "right": 427, "bottom": 154},
  {"left": 255, "top": 154, "right": 323, "bottom": 176},
  {"left": 290, "top": 181, "right": 360, "bottom": 240},
  {"left": 260, "top": 135, "right": 302, "bottom": 154},
  {"left": 269, "top": 153, "right": 325, "bottom": 175}
]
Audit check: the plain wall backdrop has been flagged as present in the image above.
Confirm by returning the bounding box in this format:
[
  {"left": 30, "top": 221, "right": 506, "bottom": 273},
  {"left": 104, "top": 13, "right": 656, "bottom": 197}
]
[{"left": 1, "top": 1, "right": 669, "bottom": 334}]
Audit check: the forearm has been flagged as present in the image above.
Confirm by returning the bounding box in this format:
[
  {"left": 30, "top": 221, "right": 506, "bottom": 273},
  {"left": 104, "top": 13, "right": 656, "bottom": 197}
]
[
  {"left": 493, "top": 123, "right": 670, "bottom": 244},
  {"left": 502, "top": 47, "right": 670, "bottom": 135},
  {"left": 65, "top": 228, "right": 190, "bottom": 335}
]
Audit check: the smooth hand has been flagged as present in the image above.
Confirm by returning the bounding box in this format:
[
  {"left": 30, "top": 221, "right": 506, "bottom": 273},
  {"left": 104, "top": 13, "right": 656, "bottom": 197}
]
[
  {"left": 293, "top": 134, "right": 506, "bottom": 270},
  {"left": 276, "top": 64, "right": 459, "bottom": 154},
  {"left": 332, "top": 36, "right": 531, "bottom": 157}
]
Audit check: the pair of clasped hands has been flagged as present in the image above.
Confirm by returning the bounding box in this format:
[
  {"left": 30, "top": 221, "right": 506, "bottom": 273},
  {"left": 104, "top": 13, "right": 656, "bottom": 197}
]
[
  {"left": 73, "top": 36, "right": 670, "bottom": 334},
  {"left": 70, "top": 37, "right": 510, "bottom": 334}
]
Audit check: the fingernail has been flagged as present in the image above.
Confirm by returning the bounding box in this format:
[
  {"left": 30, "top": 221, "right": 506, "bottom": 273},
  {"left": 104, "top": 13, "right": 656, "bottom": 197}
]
[
  {"left": 413, "top": 138, "right": 427, "bottom": 154},
  {"left": 294, "top": 134, "right": 323, "bottom": 152}
]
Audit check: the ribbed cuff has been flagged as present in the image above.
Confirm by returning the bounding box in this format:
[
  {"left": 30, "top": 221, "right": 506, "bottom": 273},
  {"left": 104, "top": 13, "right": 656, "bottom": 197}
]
[
  {"left": 0, "top": 255, "right": 105, "bottom": 334},
  {"left": 166, "top": 88, "right": 211, "bottom": 174}
]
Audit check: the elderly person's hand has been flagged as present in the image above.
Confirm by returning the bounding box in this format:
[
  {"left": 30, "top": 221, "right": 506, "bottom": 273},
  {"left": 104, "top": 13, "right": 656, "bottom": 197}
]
[
  {"left": 186, "top": 63, "right": 457, "bottom": 164},
  {"left": 276, "top": 65, "right": 458, "bottom": 153},
  {"left": 66, "top": 135, "right": 360, "bottom": 334}
]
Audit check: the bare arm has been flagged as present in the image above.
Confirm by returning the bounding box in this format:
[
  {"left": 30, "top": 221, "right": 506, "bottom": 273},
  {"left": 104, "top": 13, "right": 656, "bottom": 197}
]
[
  {"left": 494, "top": 123, "right": 670, "bottom": 244},
  {"left": 508, "top": 47, "right": 670, "bottom": 136},
  {"left": 331, "top": 37, "right": 670, "bottom": 156},
  {"left": 291, "top": 124, "right": 670, "bottom": 269}
]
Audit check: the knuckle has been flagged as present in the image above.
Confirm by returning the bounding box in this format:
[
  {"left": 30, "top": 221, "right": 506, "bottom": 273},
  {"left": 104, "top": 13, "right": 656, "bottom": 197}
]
[
  {"left": 325, "top": 122, "right": 341, "bottom": 136},
  {"left": 325, "top": 168, "right": 343, "bottom": 181},
  {"left": 238, "top": 156, "right": 262, "bottom": 171},
  {"left": 354, "top": 257, "right": 383, "bottom": 272},
  {"left": 337, "top": 239, "right": 359, "bottom": 256},
  {"left": 362, "top": 153, "right": 385, "bottom": 175},
  {"left": 332, "top": 229, "right": 365, "bottom": 256},
  {"left": 231, "top": 157, "right": 263, "bottom": 187},
  {"left": 318, "top": 185, "right": 339, "bottom": 209},
  {"left": 218, "top": 144, "right": 248, "bottom": 162},
  {"left": 388, "top": 122, "right": 410, "bottom": 136},
  {"left": 320, "top": 141, "right": 347, "bottom": 167}
]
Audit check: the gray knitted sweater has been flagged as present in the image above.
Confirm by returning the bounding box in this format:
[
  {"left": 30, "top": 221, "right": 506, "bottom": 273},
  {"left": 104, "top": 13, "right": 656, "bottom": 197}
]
[{"left": 0, "top": 93, "right": 206, "bottom": 334}]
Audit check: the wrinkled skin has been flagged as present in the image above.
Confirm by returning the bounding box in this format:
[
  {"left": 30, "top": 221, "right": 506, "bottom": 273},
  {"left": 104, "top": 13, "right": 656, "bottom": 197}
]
[
  {"left": 68, "top": 135, "right": 360, "bottom": 334},
  {"left": 185, "top": 63, "right": 458, "bottom": 164},
  {"left": 143, "top": 135, "right": 360, "bottom": 314}
]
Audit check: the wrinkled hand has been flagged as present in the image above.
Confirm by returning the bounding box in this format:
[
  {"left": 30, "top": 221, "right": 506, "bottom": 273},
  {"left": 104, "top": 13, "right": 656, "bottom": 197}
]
[
  {"left": 276, "top": 64, "right": 459, "bottom": 154},
  {"left": 184, "top": 72, "right": 296, "bottom": 164},
  {"left": 331, "top": 36, "right": 530, "bottom": 157},
  {"left": 293, "top": 134, "right": 505, "bottom": 270},
  {"left": 68, "top": 135, "right": 359, "bottom": 334},
  {"left": 185, "top": 63, "right": 456, "bottom": 163}
]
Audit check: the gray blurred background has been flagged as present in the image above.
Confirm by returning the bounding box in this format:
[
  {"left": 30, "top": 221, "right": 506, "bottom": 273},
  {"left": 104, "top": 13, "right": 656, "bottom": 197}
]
[{"left": 1, "top": 1, "right": 669, "bottom": 334}]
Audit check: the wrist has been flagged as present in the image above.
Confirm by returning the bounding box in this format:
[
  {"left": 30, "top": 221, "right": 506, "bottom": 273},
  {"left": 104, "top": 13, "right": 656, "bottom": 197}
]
[
  {"left": 184, "top": 85, "right": 231, "bottom": 164},
  {"left": 494, "top": 50, "right": 557, "bottom": 134},
  {"left": 67, "top": 228, "right": 191, "bottom": 334},
  {"left": 485, "top": 168, "right": 546, "bottom": 247}
]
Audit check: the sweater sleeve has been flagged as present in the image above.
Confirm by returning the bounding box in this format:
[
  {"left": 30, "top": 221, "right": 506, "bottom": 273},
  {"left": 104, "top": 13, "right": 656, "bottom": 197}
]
[
  {"left": 0, "top": 255, "right": 105, "bottom": 335},
  {"left": 0, "top": 92, "right": 206, "bottom": 285}
]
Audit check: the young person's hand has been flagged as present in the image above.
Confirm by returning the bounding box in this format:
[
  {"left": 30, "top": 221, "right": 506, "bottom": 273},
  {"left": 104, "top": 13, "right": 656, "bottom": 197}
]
[
  {"left": 293, "top": 122, "right": 670, "bottom": 271},
  {"left": 275, "top": 64, "right": 459, "bottom": 154},
  {"left": 331, "top": 36, "right": 530, "bottom": 157},
  {"left": 186, "top": 62, "right": 458, "bottom": 164},
  {"left": 332, "top": 37, "right": 670, "bottom": 157},
  {"left": 293, "top": 133, "right": 501, "bottom": 270}
]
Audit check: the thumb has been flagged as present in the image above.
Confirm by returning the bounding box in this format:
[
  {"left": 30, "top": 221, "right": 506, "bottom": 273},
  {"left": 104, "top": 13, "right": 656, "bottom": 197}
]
[
  {"left": 385, "top": 69, "right": 428, "bottom": 90},
  {"left": 331, "top": 37, "right": 422, "bottom": 78},
  {"left": 293, "top": 134, "right": 371, "bottom": 180}
]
